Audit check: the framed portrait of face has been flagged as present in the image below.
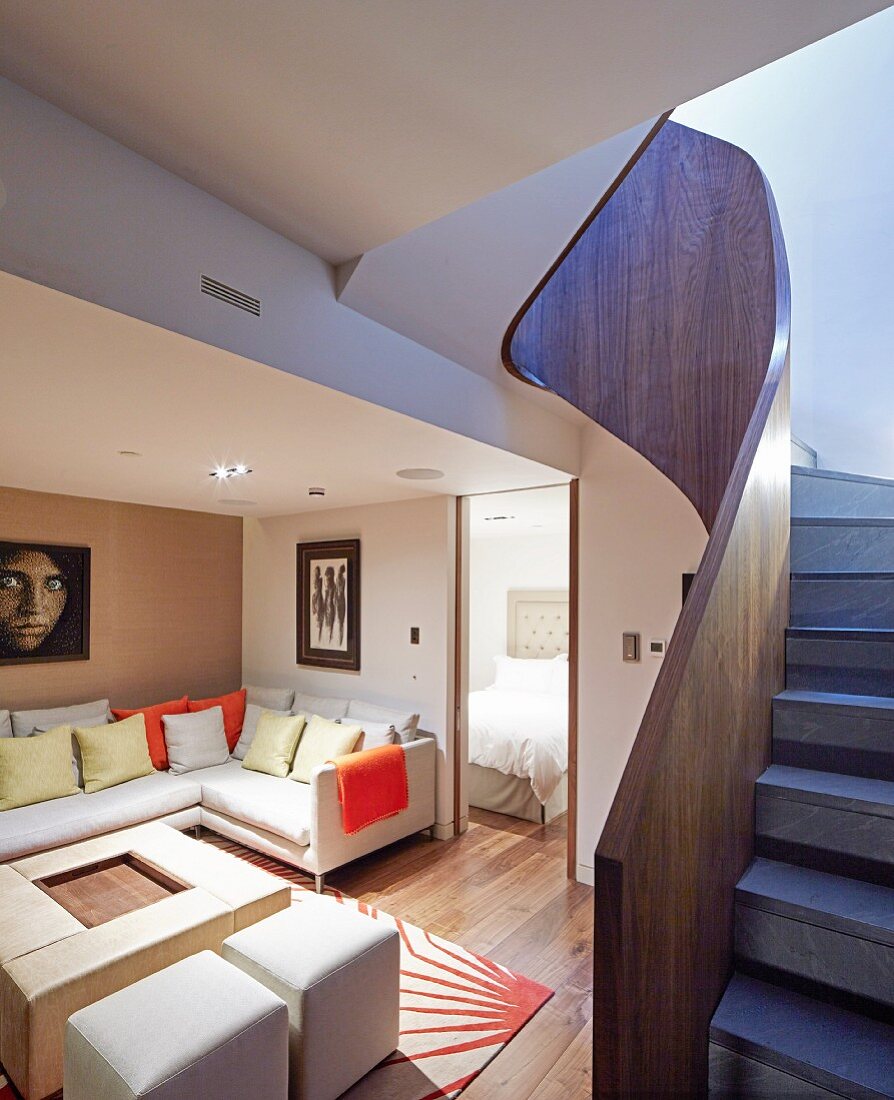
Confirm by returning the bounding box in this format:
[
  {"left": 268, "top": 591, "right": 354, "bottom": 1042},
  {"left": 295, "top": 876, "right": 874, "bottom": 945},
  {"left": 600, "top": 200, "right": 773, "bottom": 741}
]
[
  {"left": 0, "top": 541, "right": 91, "bottom": 665},
  {"left": 296, "top": 539, "right": 360, "bottom": 671}
]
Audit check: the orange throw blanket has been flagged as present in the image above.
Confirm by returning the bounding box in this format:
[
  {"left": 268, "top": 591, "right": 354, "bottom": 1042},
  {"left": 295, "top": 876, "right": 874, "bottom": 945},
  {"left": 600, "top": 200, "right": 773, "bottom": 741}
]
[{"left": 329, "top": 744, "right": 409, "bottom": 835}]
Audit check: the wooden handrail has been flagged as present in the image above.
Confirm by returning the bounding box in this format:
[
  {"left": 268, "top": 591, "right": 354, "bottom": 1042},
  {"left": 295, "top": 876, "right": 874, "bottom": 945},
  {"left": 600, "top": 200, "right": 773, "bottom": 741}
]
[{"left": 504, "top": 119, "right": 791, "bottom": 1093}]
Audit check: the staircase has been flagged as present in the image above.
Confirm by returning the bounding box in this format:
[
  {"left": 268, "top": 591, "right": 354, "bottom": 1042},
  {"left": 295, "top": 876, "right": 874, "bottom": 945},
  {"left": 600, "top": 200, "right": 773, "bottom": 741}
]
[{"left": 709, "top": 466, "right": 894, "bottom": 1098}]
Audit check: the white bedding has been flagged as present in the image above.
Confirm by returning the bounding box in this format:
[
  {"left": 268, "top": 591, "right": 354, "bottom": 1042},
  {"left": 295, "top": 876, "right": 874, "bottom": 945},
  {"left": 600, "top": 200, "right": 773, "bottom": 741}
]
[{"left": 468, "top": 688, "right": 568, "bottom": 804}]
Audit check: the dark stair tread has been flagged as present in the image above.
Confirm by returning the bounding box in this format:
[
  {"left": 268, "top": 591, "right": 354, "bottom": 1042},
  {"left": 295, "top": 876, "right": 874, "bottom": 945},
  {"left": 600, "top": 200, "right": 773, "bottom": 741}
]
[
  {"left": 711, "top": 973, "right": 894, "bottom": 1097},
  {"left": 792, "top": 571, "right": 894, "bottom": 581},
  {"left": 793, "top": 516, "right": 894, "bottom": 528},
  {"left": 775, "top": 689, "right": 894, "bottom": 716},
  {"left": 788, "top": 627, "right": 894, "bottom": 641},
  {"left": 792, "top": 466, "right": 894, "bottom": 489},
  {"left": 737, "top": 858, "right": 894, "bottom": 946},
  {"left": 757, "top": 765, "right": 894, "bottom": 818}
]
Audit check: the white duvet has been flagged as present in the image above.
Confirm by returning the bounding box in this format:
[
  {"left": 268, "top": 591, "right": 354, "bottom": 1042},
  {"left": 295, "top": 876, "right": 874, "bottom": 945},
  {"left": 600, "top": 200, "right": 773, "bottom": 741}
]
[{"left": 468, "top": 688, "right": 568, "bottom": 804}]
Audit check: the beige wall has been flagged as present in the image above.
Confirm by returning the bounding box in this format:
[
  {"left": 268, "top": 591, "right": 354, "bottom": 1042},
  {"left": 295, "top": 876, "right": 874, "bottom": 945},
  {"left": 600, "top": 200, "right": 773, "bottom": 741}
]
[
  {"left": 0, "top": 487, "right": 243, "bottom": 710},
  {"left": 242, "top": 496, "right": 456, "bottom": 829},
  {"left": 576, "top": 424, "right": 708, "bottom": 883}
]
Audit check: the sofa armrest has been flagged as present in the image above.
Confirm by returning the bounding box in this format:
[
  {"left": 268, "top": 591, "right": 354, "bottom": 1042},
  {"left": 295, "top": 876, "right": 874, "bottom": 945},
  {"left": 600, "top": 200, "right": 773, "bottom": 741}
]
[{"left": 307, "top": 738, "right": 436, "bottom": 874}]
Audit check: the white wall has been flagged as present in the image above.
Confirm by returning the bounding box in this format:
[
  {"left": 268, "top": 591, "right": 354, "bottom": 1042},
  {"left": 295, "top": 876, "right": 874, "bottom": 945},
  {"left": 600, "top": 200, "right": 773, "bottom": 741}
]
[
  {"left": 242, "top": 496, "right": 456, "bottom": 830},
  {"left": 576, "top": 423, "right": 707, "bottom": 883},
  {"left": 673, "top": 7, "right": 894, "bottom": 479},
  {"left": 468, "top": 532, "right": 569, "bottom": 691}
]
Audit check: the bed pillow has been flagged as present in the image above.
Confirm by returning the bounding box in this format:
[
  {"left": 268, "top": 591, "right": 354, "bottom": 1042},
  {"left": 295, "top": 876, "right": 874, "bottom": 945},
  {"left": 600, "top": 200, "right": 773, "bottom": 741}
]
[
  {"left": 111, "top": 696, "right": 189, "bottom": 770},
  {"left": 11, "top": 698, "right": 111, "bottom": 737},
  {"left": 289, "top": 716, "right": 362, "bottom": 783},
  {"left": 0, "top": 725, "right": 79, "bottom": 811},
  {"left": 341, "top": 719, "right": 397, "bottom": 751},
  {"left": 233, "top": 703, "right": 291, "bottom": 760},
  {"left": 188, "top": 689, "right": 246, "bottom": 752},
  {"left": 345, "top": 700, "right": 419, "bottom": 743},
  {"left": 163, "top": 707, "right": 230, "bottom": 774},
  {"left": 242, "top": 712, "right": 306, "bottom": 778},
  {"left": 74, "top": 714, "right": 155, "bottom": 794},
  {"left": 0, "top": 711, "right": 12, "bottom": 739},
  {"left": 492, "top": 655, "right": 555, "bottom": 694},
  {"left": 293, "top": 693, "right": 350, "bottom": 721},
  {"left": 244, "top": 684, "right": 295, "bottom": 712},
  {"left": 550, "top": 655, "right": 570, "bottom": 696}
]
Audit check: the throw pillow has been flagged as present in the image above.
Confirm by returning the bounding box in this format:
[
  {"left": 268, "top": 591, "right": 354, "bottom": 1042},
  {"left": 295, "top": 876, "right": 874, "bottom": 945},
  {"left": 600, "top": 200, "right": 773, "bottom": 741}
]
[
  {"left": 111, "top": 696, "right": 189, "bottom": 770},
  {"left": 34, "top": 714, "right": 109, "bottom": 787},
  {"left": 242, "top": 712, "right": 307, "bottom": 778},
  {"left": 233, "top": 703, "right": 290, "bottom": 761},
  {"left": 188, "top": 689, "right": 246, "bottom": 752},
  {"left": 163, "top": 706, "right": 229, "bottom": 774},
  {"left": 243, "top": 684, "right": 294, "bottom": 712},
  {"left": 292, "top": 692, "right": 350, "bottom": 721},
  {"left": 0, "top": 725, "right": 79, "bottom": 811},
  {"left": 345, "top": 700, "right": 419, "bottom": 743},
  {"left": 1, "top": 710, "right": 12, "bottom": 739},
  {"left": 11, "top": 698, "right": 110, "bottom": 737},
  {"left": 341, "top": 719, "right": 396, "bottom": 751},
  {"left": 290, "top": 715, "right": 362, "bottom": 783},
  {"left": 75, "top": 714, "right": 155, "bottom": 794}
]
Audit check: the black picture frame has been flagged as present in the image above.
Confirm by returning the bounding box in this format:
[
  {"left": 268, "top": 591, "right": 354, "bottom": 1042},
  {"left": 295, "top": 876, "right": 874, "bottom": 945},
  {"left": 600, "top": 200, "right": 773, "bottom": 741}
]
[
  {"left": 296, "top": 539, "right": 360, "bottom": 671},
  {"left": 0, "top": 541, "right": 91, "bottom": 666}
]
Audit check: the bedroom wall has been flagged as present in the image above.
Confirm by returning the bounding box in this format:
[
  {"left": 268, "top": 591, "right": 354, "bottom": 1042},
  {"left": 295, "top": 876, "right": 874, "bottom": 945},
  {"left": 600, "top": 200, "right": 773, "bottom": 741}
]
[
  {"left": 468, "top": 530, "right": 569, "bottom": 691},
  {"left": 575, "top": 423, "right": 708, "bottom": 883},
  {"left": 241, "top": 495, "right": 456, "bottom": 832},
  {"left": 0, "top": 486, "right": 243, "bottom": 710}
]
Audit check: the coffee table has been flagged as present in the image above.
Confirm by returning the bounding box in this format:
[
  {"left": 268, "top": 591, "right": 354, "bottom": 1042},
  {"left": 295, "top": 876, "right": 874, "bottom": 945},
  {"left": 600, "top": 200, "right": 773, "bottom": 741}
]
[{"left": 0, "top": 821, "right": 291, "bottom": 1100}]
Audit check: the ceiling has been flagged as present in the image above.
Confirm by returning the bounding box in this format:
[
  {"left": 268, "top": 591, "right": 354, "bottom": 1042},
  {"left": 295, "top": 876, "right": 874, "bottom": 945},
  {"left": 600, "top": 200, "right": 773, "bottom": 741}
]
[
  {"left": 470, "top": 485, "right": 570, "bottom": 540},
  {"left": 0, "top": 273, "right": 568, "bottom": 517},
  {"left": 0, "top": 1, "right": 886, "bottom": 263}
]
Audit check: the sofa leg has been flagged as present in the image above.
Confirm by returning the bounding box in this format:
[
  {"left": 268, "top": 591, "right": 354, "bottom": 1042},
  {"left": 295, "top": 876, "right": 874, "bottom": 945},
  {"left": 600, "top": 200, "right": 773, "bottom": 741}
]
[
  {"left": 314, "top": 873, "right": 326, "bottom": 894},
  {"left": 191, "top": 824, "right": 202, "bottom": 840},
  {"left": 421, "top": 825, "right": 435, "bottom": 841}
]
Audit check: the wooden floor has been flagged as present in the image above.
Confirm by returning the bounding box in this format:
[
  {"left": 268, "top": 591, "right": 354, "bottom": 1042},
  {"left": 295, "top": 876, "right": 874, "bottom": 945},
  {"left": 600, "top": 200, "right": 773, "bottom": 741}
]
[{"left": 333, "top": 808, "right": 594, "bottom": 1099}]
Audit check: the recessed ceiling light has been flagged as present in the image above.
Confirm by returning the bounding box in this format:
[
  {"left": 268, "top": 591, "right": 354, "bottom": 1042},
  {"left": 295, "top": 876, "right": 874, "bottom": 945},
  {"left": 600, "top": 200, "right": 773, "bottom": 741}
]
[
  {"left": 308, "top": 487, "right": 326, "bottom": 497},
  {"left": 396, "top": 468, "right": 445, "bottom": 480},
  {"left": 118, "top": 450, "right": 142, "bottom": 457},
  {"left": 210, "top": 464, "right": 253, "bottom": 480}
]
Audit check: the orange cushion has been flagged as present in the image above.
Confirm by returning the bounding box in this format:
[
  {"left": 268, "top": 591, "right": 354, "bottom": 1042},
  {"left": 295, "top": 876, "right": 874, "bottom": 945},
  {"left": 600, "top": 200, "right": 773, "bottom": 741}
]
[
  {"left": 188, "top": 689, "right": 246, "bottom": 752},
  {"left": 111, "top": 696, "right": 189, "bottom": 770}
]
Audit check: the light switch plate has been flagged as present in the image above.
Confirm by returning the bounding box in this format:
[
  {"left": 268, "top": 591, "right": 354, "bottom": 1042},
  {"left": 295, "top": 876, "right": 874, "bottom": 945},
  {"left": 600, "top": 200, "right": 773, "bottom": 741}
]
[{"left": 622, "top": 632, "right": 640, "bottom": 662}]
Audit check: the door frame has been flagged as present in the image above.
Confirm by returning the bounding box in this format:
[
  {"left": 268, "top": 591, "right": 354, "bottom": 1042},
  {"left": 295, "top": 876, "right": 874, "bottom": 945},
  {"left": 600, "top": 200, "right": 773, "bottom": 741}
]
[{"left": 452, "top": 480, "right": 580, "bottom": 878}]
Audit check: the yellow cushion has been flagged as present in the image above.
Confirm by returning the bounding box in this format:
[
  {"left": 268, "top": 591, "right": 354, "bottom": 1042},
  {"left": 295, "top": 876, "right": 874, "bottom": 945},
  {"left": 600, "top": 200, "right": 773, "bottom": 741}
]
[
  {"left": 0, "top": 725, "right": 79, "bottom": 811},
  {"left": 74, "top": 714, "right": 154, "bottom": 794},
  {"left": 289, "top": 715, "right": 362, "bottom": 784},
  {"left": 242, "top": 712, "right": 306, "bottom": 778}
]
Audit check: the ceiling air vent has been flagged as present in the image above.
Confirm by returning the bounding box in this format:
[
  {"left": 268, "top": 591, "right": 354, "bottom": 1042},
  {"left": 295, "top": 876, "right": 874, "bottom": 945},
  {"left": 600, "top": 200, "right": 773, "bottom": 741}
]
[{"left": 200, "top": 274, "right": 261, "bottom": 316}]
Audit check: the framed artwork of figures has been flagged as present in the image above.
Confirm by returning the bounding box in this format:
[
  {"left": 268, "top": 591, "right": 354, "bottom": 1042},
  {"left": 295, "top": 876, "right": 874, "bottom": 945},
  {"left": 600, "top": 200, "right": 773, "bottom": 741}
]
[
  {"left": 0, "top": 541, "right": 91, "bottom": 665},
  {"left": 296, "top": 539, "right": 360, "bottom": 671}
]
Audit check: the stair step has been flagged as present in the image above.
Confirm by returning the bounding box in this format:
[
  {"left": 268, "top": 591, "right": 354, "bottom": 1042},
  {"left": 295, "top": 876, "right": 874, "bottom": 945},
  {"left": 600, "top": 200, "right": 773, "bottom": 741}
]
[
  {"left": 735, "top": 858, "right": 894, "bottom": 1008},
  {"left": 787, "top": 628, "right": 894, "bottom": 697},
  {"left": 792, "top": 466, "right": 894, "bottom": 520},
  {"left": 710, "top": 973, "right": 894, "bottom": 1098},
  {"left": 792, "top": 517, "right": 894, "bottom": 573},
  {"left": 791, "top": 573, "right": 894, "bottom": 629},
  {"left": 773, "top": 690, "right": 894, "bottom": 780},
  {"left": 756, "top": 765, "right": 894, "bottom": 887}
]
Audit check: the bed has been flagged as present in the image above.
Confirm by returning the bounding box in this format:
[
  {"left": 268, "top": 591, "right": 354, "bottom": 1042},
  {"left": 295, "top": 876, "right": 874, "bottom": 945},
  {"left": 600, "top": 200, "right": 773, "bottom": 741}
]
[{"left": 468, "top": 590, "right": 569, "bottom": 824}]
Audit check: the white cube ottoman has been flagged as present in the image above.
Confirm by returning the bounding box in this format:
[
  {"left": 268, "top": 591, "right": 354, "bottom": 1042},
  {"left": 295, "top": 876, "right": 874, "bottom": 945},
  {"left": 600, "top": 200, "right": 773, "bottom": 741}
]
[
  {"left": 64, "top": 951, "right": 289, "bottom": 1100},
  {"left": 222, "top": 902, "right": 400, "bottom": 1100}
]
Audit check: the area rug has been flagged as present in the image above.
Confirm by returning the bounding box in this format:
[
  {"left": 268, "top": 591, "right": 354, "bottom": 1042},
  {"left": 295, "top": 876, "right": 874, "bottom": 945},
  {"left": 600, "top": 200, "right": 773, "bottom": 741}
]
[{"left": 0, "top": 837, "right": 552, "bottom": 1100}]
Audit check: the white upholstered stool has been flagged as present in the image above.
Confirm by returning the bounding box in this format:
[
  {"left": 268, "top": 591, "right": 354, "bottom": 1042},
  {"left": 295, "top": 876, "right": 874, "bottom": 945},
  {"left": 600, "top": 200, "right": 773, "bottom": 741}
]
[
  {"left": 222, "top": 902, "right": 400, "bottom": 1100},
  {"left": 64, "top": 951, "right": 289, "bottom": 1100}
]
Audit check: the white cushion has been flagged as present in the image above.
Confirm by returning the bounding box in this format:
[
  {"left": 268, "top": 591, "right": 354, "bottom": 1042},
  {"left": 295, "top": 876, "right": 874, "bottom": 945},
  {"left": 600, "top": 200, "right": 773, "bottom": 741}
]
[
  {"left": 549, "top": 655, "right": 569, "bottom": 696},
  {"left": 342, "top": 719, "right": 396, "bottom": 751},
  {"left": 233, "top": 703, "right": 290, "bottom": 761},
  {"left": 492, "top": 655, "right": 554, "bottom": 694},
  {"left": 222, "top": 905, "right": 399, "bottom": 1100},
  {"left": 0, "top": 710, "right": 11, "bottom": 739},
  {"left": 65, "top": 950, "right": 289, "bottom": 1100},
  {"left": 244, "top": 684, "right": 295, "bottom": 712},
  {"left": 197, "top": 760, "right": 311, "bottom": 847},
  {"left": 0, "top": 771, "right": 202, "bottom": 862},
  {"left": 292, "top": 693, "right": 349, "bottom": 721},
  {"left": 163, "top": 707, "right": 229, "bottom": 774},
  {"left": 346, "top": 700, "right": 419, "bottom": 743},
  {"left": 11, "top": 698, "right": 111, "bottom": 737}
]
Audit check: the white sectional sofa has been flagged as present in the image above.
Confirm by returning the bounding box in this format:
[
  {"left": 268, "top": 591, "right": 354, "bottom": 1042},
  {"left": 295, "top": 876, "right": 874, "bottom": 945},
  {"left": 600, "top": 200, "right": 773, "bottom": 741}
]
[{"left": 0, "top": 688, "right": 437, "bottom": 891}]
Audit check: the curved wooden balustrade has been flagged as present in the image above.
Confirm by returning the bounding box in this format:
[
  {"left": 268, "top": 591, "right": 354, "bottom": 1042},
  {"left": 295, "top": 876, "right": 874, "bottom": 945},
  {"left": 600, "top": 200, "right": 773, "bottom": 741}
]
[{"left": 503, "top": 119, "right": 791, "bottom": 1094}]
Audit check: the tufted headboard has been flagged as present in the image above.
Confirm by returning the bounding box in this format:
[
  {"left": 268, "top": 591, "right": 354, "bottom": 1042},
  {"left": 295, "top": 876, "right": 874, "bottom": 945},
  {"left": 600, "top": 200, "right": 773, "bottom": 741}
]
[{"left": 507, "top": 589, "right": 570, "bottom": 660}]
